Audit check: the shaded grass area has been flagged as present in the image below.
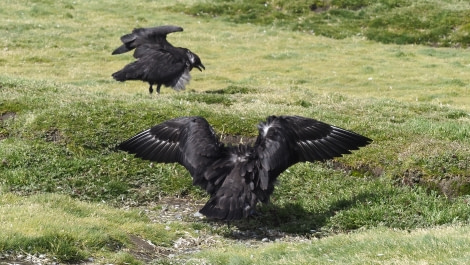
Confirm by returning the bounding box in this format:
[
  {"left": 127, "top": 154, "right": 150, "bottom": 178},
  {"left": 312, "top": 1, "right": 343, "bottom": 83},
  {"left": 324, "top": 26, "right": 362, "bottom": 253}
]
[{"left": 170, "top": 0, "right": 470, "bottom": 47}]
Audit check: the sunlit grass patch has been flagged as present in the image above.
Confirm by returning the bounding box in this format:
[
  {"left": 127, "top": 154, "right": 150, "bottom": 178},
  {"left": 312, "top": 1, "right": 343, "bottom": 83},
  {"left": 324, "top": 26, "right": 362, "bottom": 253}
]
[
  {"left": 0, "top": 193, "right": 177, "bottom": 263},
  {"left": 172, "top": 0, "right": 470, "bottom": 48},
  {"left": 190, "top": 225, "right": 470, "bottom": 265}
]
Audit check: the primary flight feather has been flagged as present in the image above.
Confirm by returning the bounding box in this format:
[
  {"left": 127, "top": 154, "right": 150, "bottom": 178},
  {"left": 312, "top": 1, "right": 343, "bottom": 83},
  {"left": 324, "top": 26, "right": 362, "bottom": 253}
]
[{"left": 118, "top": 116, "right": 372, "bottom": 220}]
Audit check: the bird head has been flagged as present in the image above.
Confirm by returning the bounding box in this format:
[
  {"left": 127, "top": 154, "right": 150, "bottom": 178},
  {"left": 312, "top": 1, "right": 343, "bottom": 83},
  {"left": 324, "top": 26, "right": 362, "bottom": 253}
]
[{"left": 187, "top": 50, "right": 205, "bottom": 71}]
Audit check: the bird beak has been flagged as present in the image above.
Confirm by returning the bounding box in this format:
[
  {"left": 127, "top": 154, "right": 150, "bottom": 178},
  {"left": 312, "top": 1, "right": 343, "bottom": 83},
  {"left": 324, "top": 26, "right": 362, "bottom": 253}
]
[{"left": 196, "top": 64, "right": 205, "bottom": 71}]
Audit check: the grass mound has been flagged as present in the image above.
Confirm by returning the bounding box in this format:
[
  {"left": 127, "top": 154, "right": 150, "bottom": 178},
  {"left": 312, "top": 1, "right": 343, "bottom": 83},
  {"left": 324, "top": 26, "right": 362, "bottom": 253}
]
[{"left": 170, "top": 0, "right": 470, "bottom": 47}]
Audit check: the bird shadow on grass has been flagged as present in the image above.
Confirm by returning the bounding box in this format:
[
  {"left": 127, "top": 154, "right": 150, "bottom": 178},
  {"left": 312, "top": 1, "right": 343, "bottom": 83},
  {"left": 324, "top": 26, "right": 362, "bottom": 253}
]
[{"left": 207, "top": 191, "right": 379, "bottom": 241}]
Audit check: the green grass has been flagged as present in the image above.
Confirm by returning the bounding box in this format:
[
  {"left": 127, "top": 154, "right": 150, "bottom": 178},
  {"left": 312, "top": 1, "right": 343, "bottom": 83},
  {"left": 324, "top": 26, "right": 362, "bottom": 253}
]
[
  {"left": 0, "top": 193, "right": 180, "bottom": 263},
  {"left": 0, "top": 0, "right": 470, "bottom": 264},
  {"left": 187, "top": 225, "right": 470, "bottom": 264},
  {"left": 170, "top": 0, "right": 470, "bottom": 47}
]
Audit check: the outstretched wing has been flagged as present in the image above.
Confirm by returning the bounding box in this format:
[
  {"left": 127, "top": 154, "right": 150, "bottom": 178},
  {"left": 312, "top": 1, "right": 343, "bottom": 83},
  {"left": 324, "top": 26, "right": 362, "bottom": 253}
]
[
  {"left": 255, "top": 115, "right": 372, "bottom": 189},
  {"left": 112, "top": 25, "right": 183, "bottom": 56},
  {"left": 118, "top": 116, "right": 225, "bottom": 189}
]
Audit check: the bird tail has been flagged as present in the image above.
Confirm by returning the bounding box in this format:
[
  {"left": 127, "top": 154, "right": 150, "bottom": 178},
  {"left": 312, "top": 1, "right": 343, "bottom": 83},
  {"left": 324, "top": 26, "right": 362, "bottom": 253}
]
[
  {"left": 199, "top": 192, "right": 256, "bottom": 221},
  {"left": 111, "top": 70, "right": 127, "bottom": 82},
  {"left": 112, "top": 62, "right": 143, "bottom": 82},
  {"left": 199, "top": 167, "right": 258, "bottom": 220}
]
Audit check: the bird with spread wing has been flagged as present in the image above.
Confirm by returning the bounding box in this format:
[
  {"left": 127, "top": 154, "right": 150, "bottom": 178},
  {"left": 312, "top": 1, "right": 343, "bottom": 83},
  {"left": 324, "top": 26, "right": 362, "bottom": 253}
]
[
  {"left": 112, "top": 25, "right": 205, "bottom": 94},
  {"left": 118, "top": 116, "right": 372, "bottom": 221}
]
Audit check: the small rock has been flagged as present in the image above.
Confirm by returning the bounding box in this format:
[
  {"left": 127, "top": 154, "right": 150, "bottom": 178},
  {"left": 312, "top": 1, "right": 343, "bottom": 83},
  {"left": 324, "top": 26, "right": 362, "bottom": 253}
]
[{"left": 193, "top": 212, "right": 204, "bottom": 218}]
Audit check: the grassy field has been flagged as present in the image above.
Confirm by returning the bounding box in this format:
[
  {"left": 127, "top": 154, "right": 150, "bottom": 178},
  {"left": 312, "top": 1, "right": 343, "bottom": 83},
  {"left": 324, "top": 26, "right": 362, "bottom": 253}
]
[
  {"left": 1, "top": 0, "right": 470, "bottom": 264},
  {"left": 171, "top": 0, "right": 470, "bottom": 47}
]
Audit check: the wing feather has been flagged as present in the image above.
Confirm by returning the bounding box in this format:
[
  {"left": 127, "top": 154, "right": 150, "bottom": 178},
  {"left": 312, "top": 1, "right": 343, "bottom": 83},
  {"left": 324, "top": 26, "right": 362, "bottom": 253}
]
[
  {"left": 118, "top": 116, "right": 224, "bottom": 189},
  {"left": 319, "top": 138, "right": 352, "bottom": 155},
  {"left": 136, "top": 139, "right": 167, "bottom": 160},
  {"left": 255, "top": 115, "right": 372, "bottom": 185},
  {"left": 112, "top": 25, "right": 183, "bottom": 55},
  {"left": 303, "top": 139, "right": 337, "bottom": 159}
]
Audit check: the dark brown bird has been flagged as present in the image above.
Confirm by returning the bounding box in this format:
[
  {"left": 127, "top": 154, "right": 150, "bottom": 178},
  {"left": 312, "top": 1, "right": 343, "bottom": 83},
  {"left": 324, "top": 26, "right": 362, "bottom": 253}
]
[
  {"left": 118, "top": 116, "right": 372, "bottom": 220},
  {"left": 112, "top": 25, "right": 205, "bottom": 94}
]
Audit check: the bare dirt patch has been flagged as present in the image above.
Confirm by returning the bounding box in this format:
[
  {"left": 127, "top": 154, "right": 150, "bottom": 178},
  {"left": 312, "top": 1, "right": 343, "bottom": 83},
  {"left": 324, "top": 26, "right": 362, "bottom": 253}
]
[
  {"left": 44, "top": 128, "right": 63, "bottom": 142},
  {"left": 0, "top": 112, "right": 16, "bottom": 140},
  {"left": 219, "top": 134, "right": 256, "bottom": 146},
  {"left": 0, "top": 112, "right": 16, "bottom": 121},
  {"left": 401, "top": 169, "right": 470, "bottom": 198},
  {"left": 128, "top": 196, "right": 319, "bottom": 263}
]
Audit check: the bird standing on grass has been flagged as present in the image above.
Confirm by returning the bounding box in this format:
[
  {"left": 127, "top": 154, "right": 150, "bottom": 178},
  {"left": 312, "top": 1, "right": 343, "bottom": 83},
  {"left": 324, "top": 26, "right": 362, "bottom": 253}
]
[
  {"left": 112, "top": 25, "right": 205, "bottom": 94},
  {"left": 118, "top": 115, "right": 372, "bottom": 221}
]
